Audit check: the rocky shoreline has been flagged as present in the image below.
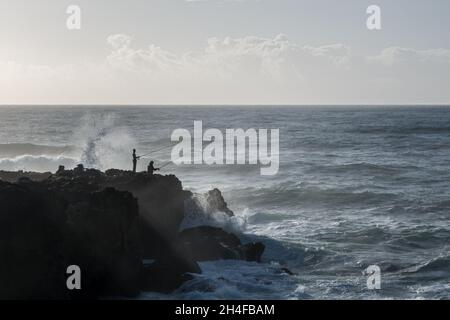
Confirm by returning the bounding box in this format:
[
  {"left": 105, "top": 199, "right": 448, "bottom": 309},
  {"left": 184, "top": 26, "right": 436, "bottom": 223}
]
[{"left": 0, "top": 166, "right": 264, "bottom": 299}]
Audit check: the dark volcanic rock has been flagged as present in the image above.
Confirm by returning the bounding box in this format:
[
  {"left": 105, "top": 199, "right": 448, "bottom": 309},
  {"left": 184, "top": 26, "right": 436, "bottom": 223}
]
[
  {"left": 183, "top": 188, "right": 234, "bottom": 224},
  {"left": 103, "top": 173, "right": 186, "bottom": 244},
  {"left": 239, "top": 242, "right": 265, "bottom": 263},
  {"left": 179, "top": 226, "right": 241, "bottom": 261},
  {"left": 0, "top": 166, "right": 264, "bottom": 299},
  {"left": 141, "top": 249, "right": 201, "bottom": 294},
  {"left": 179, "top": 226, "right": 265, "bottom": 263},
  {"left": 46, "top": 168, "right": 186, "bottom": 245},
  {"left": 0, "top": 168, "right": 201, "bottom": 299},
  {"left": 0, "top": 179, "right": 145, "bottom": 299},
  {"left": 63, "top": 187, "right": 143, "bottom": 298},
  {"left": 206, "top": 188, "right": 234, "bottom": 217},
  {"left": 0, "top": 180, "right": 68, "bottom": 300}
]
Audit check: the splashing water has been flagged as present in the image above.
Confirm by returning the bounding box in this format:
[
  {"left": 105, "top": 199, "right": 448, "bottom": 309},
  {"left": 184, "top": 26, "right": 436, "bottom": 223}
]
[
  {"left": 76, "top": 113, "right": 137, "bottom": 171},
  {"left": 181, "top": 192, "right": 247, "bottom": 234},
  {"left": 2, "top": 106, "right": 450, "bottom": 299}
]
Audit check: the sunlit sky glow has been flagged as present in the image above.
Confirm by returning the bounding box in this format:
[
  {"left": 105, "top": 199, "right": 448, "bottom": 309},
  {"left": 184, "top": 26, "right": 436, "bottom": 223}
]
[{"left": 1, "top": 0, "right": 450, "bottom": 105}]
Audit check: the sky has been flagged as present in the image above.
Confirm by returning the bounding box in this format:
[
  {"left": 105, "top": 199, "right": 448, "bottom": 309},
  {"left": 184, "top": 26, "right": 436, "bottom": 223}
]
[{"left": 1, "top": 0, "right": 450, "bottom": 105}]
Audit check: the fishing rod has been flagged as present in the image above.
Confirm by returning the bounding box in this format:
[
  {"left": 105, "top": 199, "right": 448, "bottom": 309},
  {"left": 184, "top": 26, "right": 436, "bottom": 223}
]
[
  {"left": 139, "top": 143, "right": 174, "bottom": 158},
  {"left": 159, "top": 161, "right": 173, "bottom": 169}
]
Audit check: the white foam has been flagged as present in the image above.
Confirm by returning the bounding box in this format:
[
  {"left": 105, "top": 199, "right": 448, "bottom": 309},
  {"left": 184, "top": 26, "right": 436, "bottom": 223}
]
[
  {"left": 0, "top": 154, "right": 78, "bottom": 172},
  {"left": 181, "top": 192, "right": 247, "bottom": 234},
  {"left": 140, "top": 260, "right": 304, "bottom": 300},
  {"left": 75, "top": 113, "right": 138, "bottom": 171},
  {"left": 0, "top": 113, "right": 140, "bottom": 173}
]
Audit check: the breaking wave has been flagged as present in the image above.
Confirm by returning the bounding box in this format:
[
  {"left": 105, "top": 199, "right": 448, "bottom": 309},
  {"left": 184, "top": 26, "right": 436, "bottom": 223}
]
[
  {"left": 181, "top": 192, "right": 247, "bottom": 234},
  {"left": 0, "top": 113, "right": 138, "bottom": 173},
  {"left": 0, "top": 155, "right": 78, "bottom": 172},
  {"left": 2, "top": 106, "right": 450, "bottom": 299},
  {"left": 76, "top": 113, "right": 137, "bottom": 170},
  {"left": 0, "top": 143, "right": 77, "bottom": 158}
]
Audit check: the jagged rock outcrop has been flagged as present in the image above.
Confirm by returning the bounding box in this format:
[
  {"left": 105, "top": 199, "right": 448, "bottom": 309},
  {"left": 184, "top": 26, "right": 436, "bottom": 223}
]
[
  {"left": 63, "top": 187, "right": 143, "bottom": 298},
  {"left": 0, "top": 180, "right": 68, "bottom": 299},
  {"left": 0, "top": 166, "right": 265, "bottom": 299},
  {"left": 0, "top": 168, "right": 198, "bottom": 299},
  {"left": 179, "top": 226, "right": 265, "bottom": 263},
  {"left": 206, "top": 188, "right": 234, "bottom": 217},
  {"left": 141, "top": 249, "right": 202, "bottom": 294},
  {"left": 0, "top": 179, "right": 152, "bottom": 299},
  {"left": 183, "top": 188, "right": 235, "bottom": 226},
  {"left": 103, "top": 171, "right": 186, "bottom": 247}
]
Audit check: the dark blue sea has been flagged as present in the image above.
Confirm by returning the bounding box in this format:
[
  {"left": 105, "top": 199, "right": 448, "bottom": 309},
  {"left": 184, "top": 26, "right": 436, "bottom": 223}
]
[{"left": 0, "top": 106, "right": 449, "bottom": 299}]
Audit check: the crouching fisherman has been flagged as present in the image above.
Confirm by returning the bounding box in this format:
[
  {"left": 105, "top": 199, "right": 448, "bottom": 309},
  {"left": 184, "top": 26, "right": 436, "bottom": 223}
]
[{"left": 147, "top": 161, "right": 160, "bottom": 176}]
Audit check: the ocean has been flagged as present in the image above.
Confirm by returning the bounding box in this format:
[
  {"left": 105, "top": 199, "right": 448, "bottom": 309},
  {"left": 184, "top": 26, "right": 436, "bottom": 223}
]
[{"left": 0, "top": 106, "right": 449, "bottom": 300}]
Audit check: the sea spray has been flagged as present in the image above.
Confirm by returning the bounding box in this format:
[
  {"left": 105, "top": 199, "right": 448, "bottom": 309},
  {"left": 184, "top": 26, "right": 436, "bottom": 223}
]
[
  {"left": 76, "top": 113, "right": 137, "bottom": 170},
  {"left": 2, "top": 106, "right": 450, "bottom": 299},
  {"left": 182, "top": 192, "right": 247, "bottom": 234}
]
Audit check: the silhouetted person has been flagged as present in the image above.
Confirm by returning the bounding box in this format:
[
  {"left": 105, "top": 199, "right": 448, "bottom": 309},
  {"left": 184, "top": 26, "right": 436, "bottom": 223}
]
[
  {"left": 132, "top": 149, "right": 140, "bottom": 173},
  {"left": 147, "top": 161, "right": 160, "bottom": 176}
]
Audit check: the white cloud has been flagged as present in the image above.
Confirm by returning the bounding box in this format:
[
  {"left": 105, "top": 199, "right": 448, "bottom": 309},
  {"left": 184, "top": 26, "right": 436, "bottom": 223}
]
[
  {"left": 1, "top": 34, "right": 450, "bottom": 104},
  {"left": 104, "top": 33, "right": 350, "bottom": 81},
  {"left": 369, "top": 47, "right": 450, "bottom": 66},
  {"left": 106, "top": 34, "right": 182, "bottom": 75}
]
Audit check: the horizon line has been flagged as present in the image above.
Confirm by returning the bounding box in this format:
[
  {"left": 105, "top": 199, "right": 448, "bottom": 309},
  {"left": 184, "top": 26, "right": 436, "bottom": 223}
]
[{"left": 1, "top": 103, "right": 450, "bottom": 107}]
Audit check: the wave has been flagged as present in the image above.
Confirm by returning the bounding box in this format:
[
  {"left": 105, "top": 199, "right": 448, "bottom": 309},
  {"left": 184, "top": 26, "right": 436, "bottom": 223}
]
[
  {"left": 401, "top": 253, "right": 450, "bottom": 277},
  {"left": 0, "top": 154, "right": 78, "bottom": 172},
  {"left": 0, "top": 143, "right": 78, "bottom": 157},
  {"left": 387, "top": 228, "right": 450, "bottom": 250},
  {"left": 229, "top": 185, "right": 398, "bottom": 209},
  {"left": 140, "top": 259, "right": 306, "bottom": 300},
  {"left": 312, "top": 162, "right": 419, "bottom": 175},
  {"left": 75, "top": 113, "right": 137, "bottom": 170},
  {"left": 0, "top": 114, "right": 140, "bottom": 172},
  {"left": 181, "top": 192, "right": 247, "bottom": 234},
  {"left": 413, "top": 255, "right": 450, "bottom": 273},
  {"left": 349, "top": 126, "right": 450, "bottom": 135},
  {"left": 247, "top": 212, "right": 297, "bottom": 224}
]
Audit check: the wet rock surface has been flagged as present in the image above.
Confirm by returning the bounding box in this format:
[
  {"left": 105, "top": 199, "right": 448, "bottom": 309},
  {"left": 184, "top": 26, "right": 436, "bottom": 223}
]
[
  {"left": 205, "top": 188, "right": 234, "bottom": 217},
  {"left": 179, "top": 226, "right": 265, "bottom": 263}
]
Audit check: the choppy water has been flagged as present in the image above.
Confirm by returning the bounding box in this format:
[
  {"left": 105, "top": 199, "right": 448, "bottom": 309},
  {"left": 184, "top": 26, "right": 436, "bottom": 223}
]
[{"left": 0, "top": 106, "right": 449, "bottom": 299}]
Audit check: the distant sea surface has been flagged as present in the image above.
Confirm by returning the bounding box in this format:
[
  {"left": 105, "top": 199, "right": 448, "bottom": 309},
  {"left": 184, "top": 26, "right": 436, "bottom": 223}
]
[{"left": 0, "top": 106, "right": 449, "bottom": 299}]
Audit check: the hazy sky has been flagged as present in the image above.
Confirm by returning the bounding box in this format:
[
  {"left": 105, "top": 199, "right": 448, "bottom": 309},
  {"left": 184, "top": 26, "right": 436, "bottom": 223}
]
[{"left": 1, "top": 0, "right": 450, "bottom": 105}]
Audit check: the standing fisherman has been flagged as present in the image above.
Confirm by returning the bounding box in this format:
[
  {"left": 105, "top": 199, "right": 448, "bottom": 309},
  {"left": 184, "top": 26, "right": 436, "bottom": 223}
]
[{"left": 132, "top": 149, "right": 140, "bottom": 173}]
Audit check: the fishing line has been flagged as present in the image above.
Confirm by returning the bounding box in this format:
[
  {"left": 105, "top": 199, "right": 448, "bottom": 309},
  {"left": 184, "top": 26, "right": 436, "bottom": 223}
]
[
  {"left": 159, "top": 161, "right": 173, "bottom": 169},
  {"left": 140, "top": 143, "right": 174, "bottom": 158}
]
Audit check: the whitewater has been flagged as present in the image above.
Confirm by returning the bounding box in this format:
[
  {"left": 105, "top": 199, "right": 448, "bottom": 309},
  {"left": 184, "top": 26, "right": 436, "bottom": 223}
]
[{"left": 0, "top": 106, "right": 449, "bottom": 299}]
